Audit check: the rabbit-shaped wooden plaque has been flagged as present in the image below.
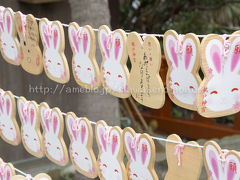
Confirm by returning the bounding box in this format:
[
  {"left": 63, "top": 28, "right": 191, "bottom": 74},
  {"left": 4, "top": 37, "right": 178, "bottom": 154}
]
[
  {"left": 66, "top": 112, "right": 98, "bottom": 178},
  {"left": 0, "top": 7, "right": 21, "bottom": 65},
  {"left": 164, "top": 30, "right": 201, "bottom": 111},
  {"left": 197, "top": 31, "right": 240, "bottom": 117},
  {"left": 95, "top": 120, "right": 127, "bottom": 180},
  {"left": 127, "top": 32, "right": 165, "bottom": 109},
  {"left": 204, "top": 141, "right": 240, "bottom": 180},
  {"left": 0, "top": 89, "right": 21, "bottom": 146},
  {"left": 12, "top": 173, "right": 52, "bottom": 180},
  {"left": 39, "top": 102, "right": 69, "bottom": 166},
  {"left": 39, "top": 18, "right": 70, "bottom": 84},
  {"left": 98, "top": 25, "right": 130, "bottom": 98},
  {"left": 165, "top": 134, "right": 203, "bottom": 180},
  {"left": 15, "top": 12, "right": 43, "bottom": 75},
  {"left": 123, "top": 127, "right": 158, "bottom": 180},
  {"left": 0, "top": 158, "right": 15, "bottom": 180},
  {"left": 17, "top": 97, "right": 44, "bottom": 158},
  {"left": 68, "top": 22, "right": 101, "bottom": 90}
]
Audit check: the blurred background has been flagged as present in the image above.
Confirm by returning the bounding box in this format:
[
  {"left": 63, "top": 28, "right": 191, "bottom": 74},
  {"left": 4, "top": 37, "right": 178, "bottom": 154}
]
[{"left": 0, "top": 0, "right": 240, "bottom": 179}]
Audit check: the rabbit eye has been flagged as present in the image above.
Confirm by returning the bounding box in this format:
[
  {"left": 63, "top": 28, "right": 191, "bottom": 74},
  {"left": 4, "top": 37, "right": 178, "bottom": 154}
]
[
  {"left": 34, "top": 138, "right": 37, "bottom": 141},
  {"left": 133, "top": 173, "right": 138, "bottom": 177},
  {"left": 57, "top": 146, "right": 60, "bottom": 150},
  {"left": 232, "top": 88, "right": 239, "bottom": 92},
  {"left": 77, "top": 65, "right": 81, "bottom": 68},
  {"left": 87, "top": 67, "right": 91, "bottom": 71},
  {"left": 48, "top": 59, "right": 51, "bottom": 63},
  {"left": 189, "top": 86, "right": 195, "bottom": 89},
  {"left": 174, "top": 82, "right": 180, "bottom": 86},
  {"left": 47, "top": 142, "right": 51, "bottom": 145},
  {"left": 103, "top": 164, "right": 107, "bottom": 168},
  {"left": 118, "top": 74, "right": 122, "bottom": 78},
  {"left": 25, "top": 134, "right": 29, "bottom": 137},
  {"left": 210, "top": 91, "right": 218, "bottom": 95},
  {"left": 2, "top": 124, "right": 5, "bottom": 127},
  {"left": 85, "top": 157, "right": 89, "bottom": 160},
  {"left": 114, "top": 169, "right": 119, "bottom": 173},
  {"left": 74, "top": 152, "right": 79, "bottom": 156},
  {"left": 107, "top": 72, "right": 111, "bottom": 75},
  {"left": 11, "top": 46, "right": 14, "bottom": 48},
  {"left": 10, "top": 127, "right": 13, "bottom": 130},
  {"left": 57, "top": 62, "right": 61, "bottom": 66}
]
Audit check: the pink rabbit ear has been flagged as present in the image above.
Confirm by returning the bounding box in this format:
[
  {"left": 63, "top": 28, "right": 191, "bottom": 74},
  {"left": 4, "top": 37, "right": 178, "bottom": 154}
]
[
  {"left": 42, "top": 109, "right": 50, "bottom": 131},
  {"left": 127, "top": 135, "right": 136, "bottom": 161},
  {"left": 6, "top": 14, "right": 11, "bottom": 34},
  {"left": 227, "top": 159, "right": 237, "bottom": 180},
  {"left": 6, "top": 98, "right": 10, "bottom": 116},
  {"left": 68, "top": 117, "right": 78, "bottom": 141},
  {"left": 81, "top": 123, "right": 86, "bottom": 144},
  {"left": 169, "top": 39, "right": 178, "bottom": 68},
  {"left": 20, "top": 103, "right": 27, "bottom": 124},
  {"left": 112, "top": 134, "right": 118, "bottom": 155},
  {"left": 99, "top": 127, "right": 107, "bottom": 152},
  {"left": 42, "top": 25, "right": 50, "bottom": 48},
  {"left": 0, "top": 98, "right": 4, "bottom": 114},
  {"left": 30, "top": 107, "right": 35, "bottom": 126},
  {"left": 231, "top": 43, "right": 240, "bottom": 72},
  {"left": 71, "top": 28, "right": 79, "bottom": 52},
  {"left": 114, "top": 37, "right": 121, "bottom": 61},
  {"left": 102, "top": 32, "right": 110, "bottom": 58},
  {"left": 209, "top": 149, "right": 220, "bottom": 179},
  {"left": 184, "top": 42, "right": 194, "bottom": 70},
  {"left": 53, "top": 29, "right": 58, "bottom": 49},
  {"left": 53, "top": 115, "right": 59, "bottom": 134},
  {"left": 141, "top": 143, "right": 148, "bottom": 165},
  {"left": 83, "top": 32, "right": 88, "bottom": 54},
  {"left": 210, "top": 44, "right": 221, "bottom": 74},
  {"left": 6, "top": 169, "right": 11, "bottom": 180}
]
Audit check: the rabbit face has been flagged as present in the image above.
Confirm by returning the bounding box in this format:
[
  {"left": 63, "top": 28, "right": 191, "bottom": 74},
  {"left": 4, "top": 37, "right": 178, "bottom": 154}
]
[
  {"left": 0, "top": 9, "right": 19, "bottom": 63},
  {"left": 202, "top": 36, "right": 240, "bottom": 112},
  {"left": 103, "top": 60, "right": 127, "bottom": 93},
  {"left": 96, "top": 123, "right": 124, "bottom": 180},
  {"left": 18, "top": 99, "right": 43, "bottom": 155},
  {"left": 40, "top": 106, "right": 67, "bottom": 165},
  {"left": 66, "top": 114, "right": 96, "bottom": 176},
  {"left": 170, "top": 70, "right": 198, "bottom": 105},
  {"left": 124, "top": 131, "right": 155, "bottom": 180},
  {"left": 40, "top": 19, "right": 68, "bottom": 82},
  {"left": 0, "top": 93, "right": 18, "bottom": 144},
  {"left": 164, "top": 32, "right": 200, "bottom": 107},
  {"left": 99, "top": 28, "right": 129, "bottom": 95},
  {"left": 204, "top": 142, "right": 240, "bottom": 180},
  {"left": 69, "top": 25, "right": 96, "bottom": 86}
]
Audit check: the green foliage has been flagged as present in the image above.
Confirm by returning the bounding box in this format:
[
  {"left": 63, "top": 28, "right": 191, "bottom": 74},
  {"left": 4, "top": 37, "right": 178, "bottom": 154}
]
[{"left": 120, "top": 0, "right": 240, "bottom": 35}]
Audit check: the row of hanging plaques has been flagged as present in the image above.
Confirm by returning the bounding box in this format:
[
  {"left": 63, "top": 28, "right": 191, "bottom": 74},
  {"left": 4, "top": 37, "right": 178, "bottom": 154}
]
[
  {"left": 2, "top": 7, "right": 240, "bottom": 118},
  {"left": 0, "top": 88, "right": 240, "bottom": 180}
]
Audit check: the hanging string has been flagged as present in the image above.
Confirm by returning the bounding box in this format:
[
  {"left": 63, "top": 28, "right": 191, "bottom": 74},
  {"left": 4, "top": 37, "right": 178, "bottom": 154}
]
[
  {"left": 21, "top": 12, "right": 240, "bottom": 38},
  {"left": 12, "top": 94, "right": 203, "bottom": 148}
]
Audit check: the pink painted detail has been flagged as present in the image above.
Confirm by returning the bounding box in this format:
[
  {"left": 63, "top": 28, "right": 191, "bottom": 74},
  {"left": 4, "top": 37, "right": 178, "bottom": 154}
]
[
  {"left": 26, "top": 174, "right": 32, "bottom": 180},
  {"left": 222, "top": 34, "right": 231, "bottom": 58},
  {"left": 6, "top": 98, "right": 10, "bottom": 116},
  {"left": 61, "top": 72, "right": 66, "bottom": 81},
  {"left": 43, "top": 25, "right": 50, "bottom": 48},
  {"left": 141, "top": 143, "right": 148, "bottom": 165},
  {"left": 71, "top": 29, "right": 79, "bottom": 52},
  {"left": 61, "top": 156, "right": 66, "bottom": 164},
  {"left": 6, "top": 15, "right": 10, "bottom": 34},
  {"left": 81, "top": 124, "right": 86, "bottom": 144},
  {"left": 83, "top": 32, "right": 88, "bottom": 54},
  {"left": 6, "top": 169, "right": 11, "bottom": 180},
  {"left": 100, "top": 128, "right": 107, "bottom": 151},
  {"left": 53, "top": 116, "right": 58, "bottom": 134},
  {"left": 232, "top": 101, "right": 240, "bottom": 111},
  {"left": 174, "top": 144, "right": 185, "bottom": 166},
  {"left": 53, "top": 29, "right": 58, "bottom": 49},
  {"left": 70, "top": 119, "right": 78, "bottom": 141},
  {"left": 19, "top": 12, "right": 27, "bottom": 40},
  {"left": 209, "top": 150, "right": 219, "bottom": 179},
  {"left": 175, "top": 35, "right": 184, "bottom": 54},
  {"left": 210, "top": 45, "right": 221, "bottom": 74},
  {"left": 43, "top": 109, "right": 51, "bottom": 131},
  {"left": 114, "top": 38, "right": 120, "bottom": 60},
  {"left": 231, "top": 43, "right": 240, "bottom": 72},
  {"left": 102, "top": 33, "right": 110, "bottom": 58},
  {"left": 185, "top": 43, "right": 192, "bottom": 70},
  {"left": 0, "top": 93, "right": 4, "bottom": 114},
  {"left": 227, "top": 160, "right": 236, "bottom": 180},
  {"left": 127, "top": 136, "right": 136, "bottom": 161},
  {"left": 169, "top": 39, "right": 178, "bottom": 67},
  {"left": 112, "top": 134, "right": 118, "bottom": 155},
  {"left": 30, "top": 108, "right": 34, "bottom": 126}
]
